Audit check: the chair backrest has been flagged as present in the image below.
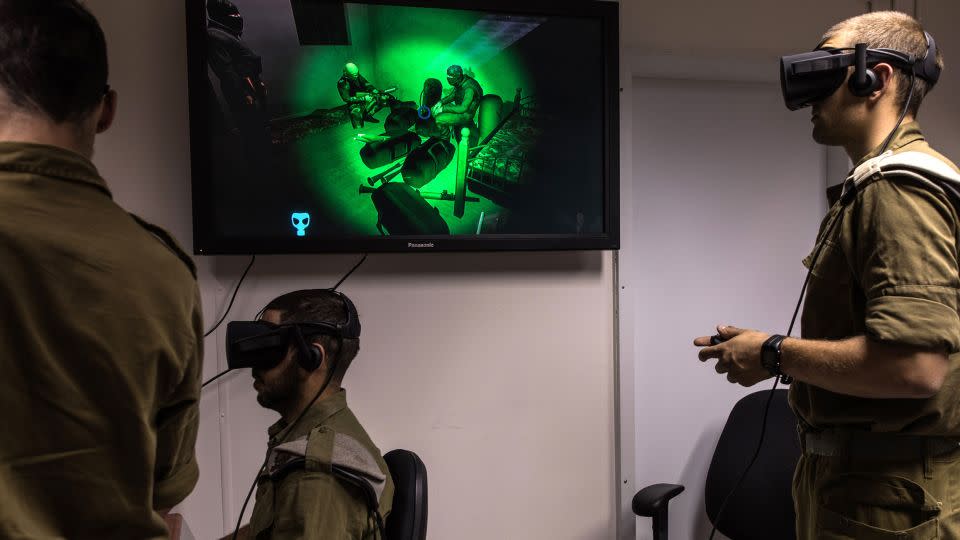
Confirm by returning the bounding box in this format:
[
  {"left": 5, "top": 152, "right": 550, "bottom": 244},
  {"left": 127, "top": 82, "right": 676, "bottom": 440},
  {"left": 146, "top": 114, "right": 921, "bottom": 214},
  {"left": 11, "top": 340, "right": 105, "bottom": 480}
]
[
  {"left": 705, "top": 389, "right": 800, "bottom": 540},
  {"left": 384, "top": 449, "right": 428, "bottom": 540}
]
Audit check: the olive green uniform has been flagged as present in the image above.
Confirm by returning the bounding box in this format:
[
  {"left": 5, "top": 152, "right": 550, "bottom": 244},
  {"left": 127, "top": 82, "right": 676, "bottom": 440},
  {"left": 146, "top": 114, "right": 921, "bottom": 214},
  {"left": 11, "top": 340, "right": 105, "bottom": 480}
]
[
  {"left": 248, "top": 390, "right": 394, "bottom": 540},
  {"left": 0, "top": 143, "right": 203, "bottom": 539},
  {"left": 791, "top": 122, "right": 960, "bottom": 538}
]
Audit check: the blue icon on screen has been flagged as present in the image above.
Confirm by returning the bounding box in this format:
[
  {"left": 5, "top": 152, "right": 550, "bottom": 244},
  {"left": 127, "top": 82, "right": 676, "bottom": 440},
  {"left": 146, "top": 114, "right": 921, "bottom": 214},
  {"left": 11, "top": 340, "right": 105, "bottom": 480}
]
[{"left": 292, "top": 212, "right": 311, "bottom": 237}]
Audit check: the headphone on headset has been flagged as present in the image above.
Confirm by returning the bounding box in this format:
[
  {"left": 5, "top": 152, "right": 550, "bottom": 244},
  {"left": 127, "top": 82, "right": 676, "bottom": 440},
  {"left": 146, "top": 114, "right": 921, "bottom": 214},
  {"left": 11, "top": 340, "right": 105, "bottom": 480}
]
[
  {"left": 286, "top": 290, "right": 362, "bottom": 372},
  {"left": 847, "top": 31, "right": 940, "bottom": 97}
]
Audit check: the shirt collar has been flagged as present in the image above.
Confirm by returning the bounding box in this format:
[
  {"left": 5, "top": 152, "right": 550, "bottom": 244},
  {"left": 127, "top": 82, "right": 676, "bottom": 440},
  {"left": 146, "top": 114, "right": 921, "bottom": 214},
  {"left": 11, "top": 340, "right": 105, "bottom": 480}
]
[
  {"left": 855, "top": 120, "right": 925, "bottom": 167},
  {"left": 0, "top": 142, "right": 111, "bottom": 197},
  {"left": 267, "top": 388, "right": 349, "bottom": 442}
]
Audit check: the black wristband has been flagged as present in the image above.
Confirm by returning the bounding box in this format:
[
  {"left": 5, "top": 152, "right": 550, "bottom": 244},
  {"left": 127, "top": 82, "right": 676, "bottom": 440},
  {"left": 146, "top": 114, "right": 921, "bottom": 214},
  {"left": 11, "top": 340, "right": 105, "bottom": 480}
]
[{"left": 761, "top": 334, "right": 790, "bottom": 382}]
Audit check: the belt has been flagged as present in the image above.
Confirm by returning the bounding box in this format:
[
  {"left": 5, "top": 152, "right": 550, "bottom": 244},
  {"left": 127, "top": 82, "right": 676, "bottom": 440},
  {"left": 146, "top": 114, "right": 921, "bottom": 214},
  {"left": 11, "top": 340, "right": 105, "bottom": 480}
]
[{"left": 802, "top": 429, "right": 960, "bottom": 459}]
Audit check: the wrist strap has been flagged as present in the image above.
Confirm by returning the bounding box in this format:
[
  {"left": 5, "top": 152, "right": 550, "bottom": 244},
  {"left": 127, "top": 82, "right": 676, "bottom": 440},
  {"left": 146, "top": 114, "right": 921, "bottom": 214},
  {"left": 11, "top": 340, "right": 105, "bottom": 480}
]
[{"left": 762, "top": 334, "right": 793, "bottom": 384}]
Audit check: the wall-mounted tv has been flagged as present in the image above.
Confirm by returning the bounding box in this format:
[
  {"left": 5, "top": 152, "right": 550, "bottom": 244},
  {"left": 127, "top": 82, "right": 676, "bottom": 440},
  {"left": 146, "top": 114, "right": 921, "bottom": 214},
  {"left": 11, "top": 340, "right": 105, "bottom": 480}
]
[{"left": 186, "top": 0, "right": 619, "bottom": 253}]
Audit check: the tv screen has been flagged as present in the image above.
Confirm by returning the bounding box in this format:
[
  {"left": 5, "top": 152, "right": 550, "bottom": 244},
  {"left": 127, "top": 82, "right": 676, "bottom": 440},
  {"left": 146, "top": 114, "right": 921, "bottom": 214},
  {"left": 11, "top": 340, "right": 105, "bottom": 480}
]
[{"left": 186, "top": 0, "right": 619, "bottom": 253}]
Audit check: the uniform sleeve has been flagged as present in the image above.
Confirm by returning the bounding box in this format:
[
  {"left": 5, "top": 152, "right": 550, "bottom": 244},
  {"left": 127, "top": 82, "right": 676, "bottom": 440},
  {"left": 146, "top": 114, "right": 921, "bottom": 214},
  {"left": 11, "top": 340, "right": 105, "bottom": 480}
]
[
  {"left": 153, "top": 285, "right": 203, "bottom": 509},
  {"left": 854, "top": 177, "right": 960, "bottom": 352},
  {"left": 359, "top": 75, "right": 376, "bottom": 93},
  {"left": 270, "top": 471, "right": 371, "bottom": 540}
]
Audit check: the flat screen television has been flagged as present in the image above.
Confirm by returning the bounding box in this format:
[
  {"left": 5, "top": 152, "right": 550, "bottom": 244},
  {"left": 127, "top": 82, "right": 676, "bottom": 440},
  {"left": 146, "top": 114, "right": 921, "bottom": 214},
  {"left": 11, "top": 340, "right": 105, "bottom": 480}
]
[{"left": 186, "top": 0, "right": 619, "bottom": 253}]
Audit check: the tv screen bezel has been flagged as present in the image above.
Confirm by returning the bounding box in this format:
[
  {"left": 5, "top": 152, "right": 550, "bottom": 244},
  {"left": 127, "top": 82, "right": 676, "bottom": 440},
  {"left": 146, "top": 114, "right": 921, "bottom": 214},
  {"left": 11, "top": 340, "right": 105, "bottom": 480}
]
[{"left": 185, "top": 0, "right": 620, "bottom": 254}]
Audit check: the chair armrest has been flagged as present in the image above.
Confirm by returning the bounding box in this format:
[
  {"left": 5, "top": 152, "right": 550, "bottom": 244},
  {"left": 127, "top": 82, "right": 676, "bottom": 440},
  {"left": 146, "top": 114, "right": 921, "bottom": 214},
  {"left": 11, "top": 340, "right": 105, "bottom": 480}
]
[{"left": 632, "top": 483, "right": 685, "bottom": 517}]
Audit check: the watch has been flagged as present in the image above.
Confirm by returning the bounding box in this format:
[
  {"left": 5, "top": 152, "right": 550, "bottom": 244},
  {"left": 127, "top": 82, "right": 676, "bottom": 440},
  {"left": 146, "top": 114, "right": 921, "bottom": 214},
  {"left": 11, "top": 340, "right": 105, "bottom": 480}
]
[{"left": 761, "top": 334, "right": 793, "bottom": 384}]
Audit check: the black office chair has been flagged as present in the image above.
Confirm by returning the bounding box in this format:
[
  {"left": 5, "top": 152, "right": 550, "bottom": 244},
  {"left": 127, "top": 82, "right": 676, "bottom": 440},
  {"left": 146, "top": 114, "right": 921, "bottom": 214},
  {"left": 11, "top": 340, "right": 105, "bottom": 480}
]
[
  {"left": 383, "top": 449, "right": 428, "bottom": 540},
  {"left": 633, "top": 389, "right": 800, "bottom": 540},
  {"left": 705, "top": 389, "right": 799, "bottom": 539}
]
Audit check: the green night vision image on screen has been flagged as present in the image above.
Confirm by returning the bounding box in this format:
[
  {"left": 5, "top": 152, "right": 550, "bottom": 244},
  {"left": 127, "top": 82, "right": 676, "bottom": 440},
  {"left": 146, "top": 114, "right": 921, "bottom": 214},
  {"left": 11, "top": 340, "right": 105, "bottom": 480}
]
[{"left": 205, "top": 0, "right": 607, "bottom": 243}]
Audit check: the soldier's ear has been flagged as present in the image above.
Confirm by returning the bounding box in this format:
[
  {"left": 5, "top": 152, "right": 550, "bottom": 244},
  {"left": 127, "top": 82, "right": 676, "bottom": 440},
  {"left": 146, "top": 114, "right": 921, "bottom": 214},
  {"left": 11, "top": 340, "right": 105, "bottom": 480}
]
[{"left": 96, "top": 90, "right": 118, "bottom": 134}]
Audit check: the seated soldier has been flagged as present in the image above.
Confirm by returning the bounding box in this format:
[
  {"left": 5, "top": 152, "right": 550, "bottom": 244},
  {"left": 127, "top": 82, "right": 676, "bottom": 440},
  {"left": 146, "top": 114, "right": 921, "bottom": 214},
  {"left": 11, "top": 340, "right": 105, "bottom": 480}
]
[
  {"left": 338, "top": 63, "right": 384, "bottom": 128},
  {"left": 226, "top": 289, "right": 393, "bottom": 540},
  {"left": 434, "top": 64, "right": 483, "bottom": 139}
]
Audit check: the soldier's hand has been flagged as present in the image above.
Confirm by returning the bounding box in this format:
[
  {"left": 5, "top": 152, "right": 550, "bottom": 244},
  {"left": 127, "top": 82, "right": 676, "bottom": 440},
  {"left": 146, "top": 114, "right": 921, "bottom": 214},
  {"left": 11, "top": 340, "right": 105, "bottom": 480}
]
[
  {"left": 694, "top": 325, "right": 772, "bottom": 387},
  {"left": 244, "top": 95, "right": 255, "bottom": 106}
]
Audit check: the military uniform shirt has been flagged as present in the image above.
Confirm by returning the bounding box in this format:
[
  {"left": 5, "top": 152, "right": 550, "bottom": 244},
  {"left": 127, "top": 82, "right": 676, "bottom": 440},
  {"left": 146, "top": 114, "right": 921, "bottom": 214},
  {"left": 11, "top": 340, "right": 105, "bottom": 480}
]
[
  {"left": 791, "top": 121, "right": 960, "bottom": 434},
  {"left": 248, "top": 390, "right": 394, "bottom": 540},
  {"left": 0, "top": 143, "right": 203, "bottom": 539}
]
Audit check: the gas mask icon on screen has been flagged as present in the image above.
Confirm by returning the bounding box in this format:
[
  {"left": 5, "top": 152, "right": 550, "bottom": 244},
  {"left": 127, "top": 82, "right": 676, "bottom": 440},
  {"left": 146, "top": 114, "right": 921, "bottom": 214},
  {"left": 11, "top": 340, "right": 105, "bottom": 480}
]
[{"left": 291, "top": 213, "right": 311, "bottom": 237}]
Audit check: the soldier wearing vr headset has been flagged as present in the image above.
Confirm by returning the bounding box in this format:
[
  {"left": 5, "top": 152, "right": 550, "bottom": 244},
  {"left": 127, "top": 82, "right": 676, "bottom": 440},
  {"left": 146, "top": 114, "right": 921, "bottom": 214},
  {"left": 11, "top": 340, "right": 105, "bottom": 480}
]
[
  {"left": 224, "top": 290, "right": 393, "bottom": 540},
  {"left": 695, "top": 11, "right": 960, "bottom": 539}
]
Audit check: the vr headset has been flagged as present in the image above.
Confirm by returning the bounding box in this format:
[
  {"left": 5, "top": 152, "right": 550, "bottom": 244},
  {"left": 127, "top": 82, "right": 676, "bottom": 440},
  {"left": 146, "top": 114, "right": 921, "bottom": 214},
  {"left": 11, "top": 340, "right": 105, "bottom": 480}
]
[
  {"left": 226, "top": 291, "right": 361, "bottom": 372},
  {"left": 780, "top": 31, "right": 940, "bottom": 110}
]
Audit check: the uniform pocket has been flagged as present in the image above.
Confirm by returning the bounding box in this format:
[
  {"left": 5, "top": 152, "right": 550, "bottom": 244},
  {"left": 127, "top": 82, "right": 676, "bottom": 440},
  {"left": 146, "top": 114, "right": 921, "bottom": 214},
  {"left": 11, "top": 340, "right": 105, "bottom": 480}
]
[
  {"left": 816, "top": 473, "right": 941, "bottom": 539},
  {"left": 803, "top": 239, "right": 849, "bottom": 282},
  {"left": 248, "top": 481, "right": 275, "bottom": 538}
]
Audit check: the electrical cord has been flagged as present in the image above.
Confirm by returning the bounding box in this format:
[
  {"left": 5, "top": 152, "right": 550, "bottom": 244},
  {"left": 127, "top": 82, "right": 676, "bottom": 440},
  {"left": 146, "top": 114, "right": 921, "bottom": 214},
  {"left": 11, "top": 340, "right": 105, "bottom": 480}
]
[
  {"left": 331, "top": 253, "right": 368, "bottom": 291},
  {"left": 201, "top": 368, "right": 232, "bottom": 389},
  {"left": 706, "top": 213, "right": 839, "bottom": 539},
  {"left": 204, "top": 255, "right": 257, "bottom": 338},
  {"left": 201, "top": 254, "right": 370, "bottom": 388},
  {"left": 231, "top": 359, "right": 339, "bottom": 540},
  {"left": 877, "top": 73, "right": 916, "bottom": 157},
  {"left": 707, "top": 78, "right": 916, "bottom": 539}
]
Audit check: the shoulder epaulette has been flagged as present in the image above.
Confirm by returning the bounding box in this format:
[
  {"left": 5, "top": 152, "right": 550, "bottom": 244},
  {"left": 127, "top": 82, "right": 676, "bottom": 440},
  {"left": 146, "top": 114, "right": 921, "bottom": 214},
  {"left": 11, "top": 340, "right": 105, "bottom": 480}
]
[
  {"left": 841, "top": 150, "right": 960, "bottom": 209},
  {"left": 261, "top": 428, "right": 387, "bottom": 513},
  {"left": 128, "top": 213, "right": 197, "bottom": 279}
]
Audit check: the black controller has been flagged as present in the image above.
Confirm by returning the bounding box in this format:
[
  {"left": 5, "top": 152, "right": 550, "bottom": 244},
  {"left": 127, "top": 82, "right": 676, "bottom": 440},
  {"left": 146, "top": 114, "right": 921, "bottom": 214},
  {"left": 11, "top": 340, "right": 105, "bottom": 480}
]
[{"left": 710, "top": 335, "right": 726, "bottom": 346}]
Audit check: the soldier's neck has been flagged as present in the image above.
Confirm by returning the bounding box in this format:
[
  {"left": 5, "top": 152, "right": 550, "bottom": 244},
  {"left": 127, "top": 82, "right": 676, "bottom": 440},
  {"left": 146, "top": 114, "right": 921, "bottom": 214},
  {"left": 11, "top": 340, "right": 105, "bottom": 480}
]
[
  {"left": 0, "top": 109, "right": 95, "bottom": 160},
  {"left": 280, "top": 383, "right": 341, "bottom": 423}
]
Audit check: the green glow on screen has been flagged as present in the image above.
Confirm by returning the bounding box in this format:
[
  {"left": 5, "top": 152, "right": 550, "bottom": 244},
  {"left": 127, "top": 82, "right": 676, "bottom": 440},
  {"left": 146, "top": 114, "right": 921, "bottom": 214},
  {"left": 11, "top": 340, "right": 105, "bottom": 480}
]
[{"left": 287, "top": 3, "right": 533, "bottom": 235}]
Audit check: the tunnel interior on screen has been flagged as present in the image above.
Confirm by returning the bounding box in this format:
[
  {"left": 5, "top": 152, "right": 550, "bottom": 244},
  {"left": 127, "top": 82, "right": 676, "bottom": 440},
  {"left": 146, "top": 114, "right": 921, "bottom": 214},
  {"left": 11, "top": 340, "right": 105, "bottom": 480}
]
[{"left": 207, "top": 1, "right": 606, "bottom": 239}]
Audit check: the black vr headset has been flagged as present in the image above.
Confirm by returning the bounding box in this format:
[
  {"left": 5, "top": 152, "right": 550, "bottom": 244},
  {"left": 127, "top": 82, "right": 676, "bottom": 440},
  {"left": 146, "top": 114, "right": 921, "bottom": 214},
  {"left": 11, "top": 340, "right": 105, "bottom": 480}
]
[
  {"left": 226, "top": 291, "right": 361, "bottom": 372},
  {"left": 780, "top": 31, "right": 940, "bottom": 110}
]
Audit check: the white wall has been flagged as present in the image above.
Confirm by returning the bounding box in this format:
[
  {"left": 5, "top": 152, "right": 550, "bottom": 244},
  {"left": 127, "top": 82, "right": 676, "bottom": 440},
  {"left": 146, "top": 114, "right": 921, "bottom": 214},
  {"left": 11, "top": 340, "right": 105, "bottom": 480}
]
[
  {"left": 619, "top": 1, "right": 960, "bottom": 539},
  {"left": 85, "top": 2, "right": 619, "bottom": 540},
  {"left": 627, "top": 78, "right": 826, "bottom": 540}
]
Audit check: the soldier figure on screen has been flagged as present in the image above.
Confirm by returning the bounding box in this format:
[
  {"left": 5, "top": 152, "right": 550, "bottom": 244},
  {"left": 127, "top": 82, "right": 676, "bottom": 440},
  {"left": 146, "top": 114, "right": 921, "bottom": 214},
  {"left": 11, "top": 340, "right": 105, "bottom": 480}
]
[{"left": 338, "top": 62, "right": 391, "bottom": 129}]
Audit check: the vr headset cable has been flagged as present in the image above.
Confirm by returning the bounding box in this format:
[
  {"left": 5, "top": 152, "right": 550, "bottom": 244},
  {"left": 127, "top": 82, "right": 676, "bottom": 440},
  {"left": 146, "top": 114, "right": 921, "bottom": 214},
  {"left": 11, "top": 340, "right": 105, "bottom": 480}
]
[
  {"left": 708, "top": 74, "right": 916, "bottom": 540},
  {"left": 201, "top": 254, "right": 369, "bottom": 388}
]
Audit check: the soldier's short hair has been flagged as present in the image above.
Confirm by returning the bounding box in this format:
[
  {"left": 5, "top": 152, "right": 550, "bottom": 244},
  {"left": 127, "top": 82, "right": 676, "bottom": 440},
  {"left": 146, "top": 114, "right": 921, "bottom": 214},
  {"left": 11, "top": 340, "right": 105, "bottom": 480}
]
[
  {"left": 264, "top": 289, "right": 361, "bottom": 381},
  {"left": 0, "top": 0, "right": 109, "bottom": 123},
  {"left": 823, "top": 11, "right": 943, "bottom": 117}
]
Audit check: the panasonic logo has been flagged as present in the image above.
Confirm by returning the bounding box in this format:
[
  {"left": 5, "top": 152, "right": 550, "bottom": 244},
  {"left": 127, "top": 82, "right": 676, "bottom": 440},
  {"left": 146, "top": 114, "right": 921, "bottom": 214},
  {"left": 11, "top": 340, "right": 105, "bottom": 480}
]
[{"left": 407, "top": 242, "right": 435, "bottom": 249}]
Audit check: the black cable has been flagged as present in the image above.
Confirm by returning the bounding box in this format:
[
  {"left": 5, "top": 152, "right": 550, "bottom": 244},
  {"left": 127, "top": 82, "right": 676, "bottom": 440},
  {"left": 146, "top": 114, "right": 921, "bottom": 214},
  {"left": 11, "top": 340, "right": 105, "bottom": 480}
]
[
  {"left": 707, "top": 70, "right": 917, "bottom": 539},
  {"left": 201, "top": 369, "right": 232, "bottom": 389},
  {"left": 877, "top": 73, "right": 916, "bottom": 156},
  {"left": 231, "top": 359, "right": 339, "bottom": 540},
  {"left": 708, "top": 377, "right": 780, "bottom": 539},
  {"left": 205, "top": 255, "right": 256, "bottom": 338},
  {"left": 331, "top": 253, "right": 368, "bottom": 291},
  {"left": 708, "top": 209, "right": 845, "bottom": 539}
]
